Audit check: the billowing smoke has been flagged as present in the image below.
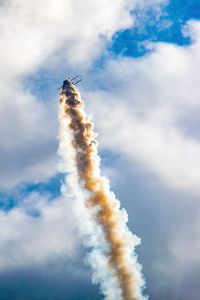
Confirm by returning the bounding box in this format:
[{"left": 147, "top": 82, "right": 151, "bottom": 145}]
[{"left": 58, "top": 83, "right": 147, "bottom": 300}]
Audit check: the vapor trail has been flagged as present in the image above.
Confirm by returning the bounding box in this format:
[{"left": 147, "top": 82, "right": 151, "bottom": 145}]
[{"left": 58, "top": 83, "right": 147, "bottom": 300}]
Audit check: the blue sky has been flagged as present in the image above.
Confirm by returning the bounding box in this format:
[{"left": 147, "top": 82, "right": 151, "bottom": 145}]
[
  {"left": 0, "top": 0, "right": 200, "bottom": 299},
  {"left": 112, "top": 0, "right": 200, "bottom": 57}
]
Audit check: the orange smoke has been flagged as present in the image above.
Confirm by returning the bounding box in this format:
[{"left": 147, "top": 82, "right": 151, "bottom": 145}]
[{"left": 58, "top": 84, "right": 147, "bottom": 300}]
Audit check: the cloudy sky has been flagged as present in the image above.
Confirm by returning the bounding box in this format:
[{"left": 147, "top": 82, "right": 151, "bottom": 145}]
[{"left": 0, "top": 0, "right": 200, "bottom": 299}]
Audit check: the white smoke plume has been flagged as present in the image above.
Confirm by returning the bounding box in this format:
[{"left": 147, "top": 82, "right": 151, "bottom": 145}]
[{"left": 57, "top": 83, "right": 147, "bottom": 300}]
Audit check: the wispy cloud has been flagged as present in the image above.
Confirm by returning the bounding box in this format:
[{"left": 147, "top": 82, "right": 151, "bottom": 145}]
[
  {"left": 0, "top": 192, "right": 79, "bottom": 270},
  {"left": 85, "top": 21, "right": 200, "bottom": 194}
]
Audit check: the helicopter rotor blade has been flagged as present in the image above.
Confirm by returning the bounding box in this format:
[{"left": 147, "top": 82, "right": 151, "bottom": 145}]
[
  {"left": 70, "top": 75, "right": 79, "bottom": 81},
  {"left": 73, "top": 79, "right": 82, "bottom": 85},
  {"left": 71, "top": 75, "right": 82, "bottom": 84}
]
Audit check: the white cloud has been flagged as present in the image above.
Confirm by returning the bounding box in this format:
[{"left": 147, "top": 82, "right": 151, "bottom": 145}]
[
  {"left": 84, "top": 20, "right": 200, "bottom": 194},
  {"left": 0, "top": 192, "right": 79, "bottom": 270},
  {"left": 0, "top": 0, "right": 161, "bottom": 76},
  {"left": 170, "top": 212, "right": 200, "bottom": 271},
  {"left": 0, "top": 85, "right": 57, "bottom": 189},
  {"left": 149, "top": 207, "right": 200, "bottom": 297}
]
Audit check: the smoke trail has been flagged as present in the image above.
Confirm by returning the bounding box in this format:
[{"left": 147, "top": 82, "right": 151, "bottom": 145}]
[{"left": 58, "top": 83, "right": 147, "bottom": 300}]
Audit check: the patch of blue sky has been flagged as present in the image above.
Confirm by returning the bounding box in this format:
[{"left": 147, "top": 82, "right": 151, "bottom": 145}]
[
  {"left": 110, "top": 0, "right": 200, "bottom": 58},
  {"left": 23, "top": 69, "right": 60, "bottom": 102},
  {"left": 99, "top": 149, "right": 121, "bottom": 166},
  {"left": 0, "top": 193, "right": 16, "bottom": 211},
  {"left": 24, "top": 173, "right": 63, "bottom": 198},
  {"left": 0, "top": 173, "right": 63, "bottom": 212}
]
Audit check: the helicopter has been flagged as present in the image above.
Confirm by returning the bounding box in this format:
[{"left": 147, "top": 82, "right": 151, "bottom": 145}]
[{"left": 57, "top": 76, "right": 82, "bottom": 91}]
